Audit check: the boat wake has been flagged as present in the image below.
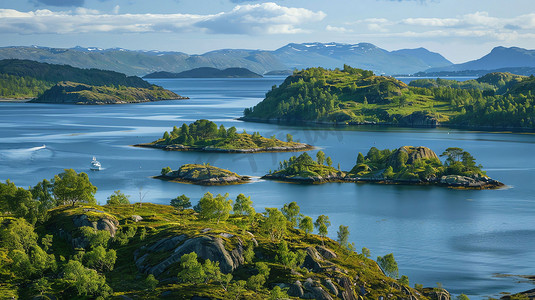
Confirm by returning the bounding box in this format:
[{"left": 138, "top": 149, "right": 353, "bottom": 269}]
[{"left": 0, "top": 145, "right": 53, "bottom": 161}]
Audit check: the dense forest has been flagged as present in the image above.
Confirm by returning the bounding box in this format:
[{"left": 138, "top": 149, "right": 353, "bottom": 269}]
[
  {"left": 242, "top": 65, "right": 535, "bottom": 129},
  {"left": 0, "top": 59, "right": 164, "bottom": 99},
  {"left": 0, "top": 170, "right": 455, "bottom": 299}
]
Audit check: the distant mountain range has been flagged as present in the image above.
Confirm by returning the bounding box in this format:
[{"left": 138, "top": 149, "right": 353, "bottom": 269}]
[
  {"left": 0, "top": 43, "right": 452, "bottom": 76},
  {"left": 1, "top": 44, "right": 534, "bottom": 77},
  {"left": 144, "top": 67, "right": 262, "bottom": 78},
  {"left": 425, "top": 46, "right": 535, "bottom": 73}
]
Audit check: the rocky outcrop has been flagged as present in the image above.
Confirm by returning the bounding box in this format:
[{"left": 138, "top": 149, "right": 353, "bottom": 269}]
[
  {"left": 338, "top": 277, "right": 358, "bottom": 300},
  {"left": 398, "top": 111, "right": 439, "bottom": 127},
  {"left": 399, "top": 146, "right": 439, "bottom": 164},
  {"left": 422, "top": 288, "right": 451, "bottom": 300},
  {"left": 316, "top": 246, "right": 337, "bottom": 260},
  {"left": 156, "top": 164, "right": 251, "bottom": 186},
  {"left": 135, "top": 235, "right": 244, "bottom": 278},
  {"left": 71, "top": 210, "right": 119, "bottom": 237},
  {"left": 302, "top": 247, "right": 323, "bottom": 272},
  {"left": 288, "top": 280, "right": 305, "bottom": 298},
  {"left": 440, "top": 175, "right": 503, "bottom": 189},
  {"left": 302, "top": 278, "right": 334, "bottom": 300},
  {"left": 131, "top": 215, "right": 143, "bottom": 222}
]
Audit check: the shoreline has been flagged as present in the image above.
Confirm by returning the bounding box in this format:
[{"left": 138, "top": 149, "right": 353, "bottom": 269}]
[
  {"left": 0, "top": 98, "right": 34, "bottom": 103},
  {"left": 133, "top": 142, "right": 314, "bottom": 153},
  {"left": 261, "top": 174, "right": 505, "bottom": 190},
  {"left": 238, "top": 117, "right": 535, "bottom": 133}
]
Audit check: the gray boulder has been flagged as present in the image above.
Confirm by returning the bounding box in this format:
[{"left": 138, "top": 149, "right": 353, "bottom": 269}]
[
  {"left": 72, "top": 213, "right": 119, "bottom": 237},
  {"left": 324, "top": 279, "right": 338, "bottom": 296},
  {"left": 316, "top": 245, "right": 337, "bottom": 260},
  {"left": 288, "top": 280, "right": 304, "bottom": 298}
]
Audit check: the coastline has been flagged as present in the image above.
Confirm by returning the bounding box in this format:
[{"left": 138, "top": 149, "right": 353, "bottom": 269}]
[
  {"left": 133, "top": 142, "right": 314, "bottom": 153},
  {"left": 0, "top": 98, "right": 34, "bottom": 103},
  {"left": 261, "top": 174, "right": 505, "bottom": 190},
  {"left": 238, "top": 116, "right": 535, "bottom": 133}
]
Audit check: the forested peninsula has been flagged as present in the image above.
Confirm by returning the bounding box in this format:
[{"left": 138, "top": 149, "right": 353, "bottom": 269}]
[
  {"left": 0, "top": 59, "right": 185, "bottom": 104},
  {"left": 0, "top": 169, "right": 455, "bottom": 299},
  {"left": 264, "top": 146, "right": 503, "bottom": 189},
  {"left": 135, "top": 119, "right": 313, "bottom": 153},
  {"left": 241, "top": 65, "right": 535, "bottom": 130}
]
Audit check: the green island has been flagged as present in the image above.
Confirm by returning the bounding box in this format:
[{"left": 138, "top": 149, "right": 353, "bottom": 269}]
[
  {"left": 263, "top": 146, "right": 503, "bottom": 189},
  {"left": 157, "top": 163, "right": 251, "bottom": 185},
  {"left": 135, "top": 119, "right": 313, "bottom": 153},
  {"left": 0, "top": 169, "right": 460, "bottom": 299},
  {"left": 241, "top": 65, "right": 535, "bottom": 130},
  {"left": 0, "top": 59, "right": 186, "bottom": 104},
  {"left": 143, "top": 67, "right": 262, "bottom": 79}
]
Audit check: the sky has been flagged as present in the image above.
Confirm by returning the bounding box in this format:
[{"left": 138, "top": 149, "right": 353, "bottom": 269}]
[{"left": 0, "top": 0, "right": 534, "bottom": 63}]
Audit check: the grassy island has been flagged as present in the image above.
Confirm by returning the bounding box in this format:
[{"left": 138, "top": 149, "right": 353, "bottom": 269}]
[
  {"left": 135, "top": 119, "right": 313, "bottom": 153},
  {"left": 157, "top": 163, "right": 250, "bottom": 185},
  {"left": 264, "top": 147, "right": 503, "bottom": 189},
  {"left": 0, "top": 171, "right": 452, "bottom": 299},
  {"left": 242, "top": 65, "right": 535, "bottom": 130}
]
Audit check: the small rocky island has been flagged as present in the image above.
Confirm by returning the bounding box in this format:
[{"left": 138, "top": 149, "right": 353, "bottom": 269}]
[
  {"left": 156, "top": 163, "right": 250, "bottom": 185},
  {"left": 135, "top": 119, "right": 313, "bottom": 153},
  {"left": 264, "top": 146, "right": 504, "bottom": 189}
]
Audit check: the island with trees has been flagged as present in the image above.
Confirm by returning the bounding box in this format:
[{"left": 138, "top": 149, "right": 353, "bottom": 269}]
[
  {"left": 241, "top": 65, "right": 535, "bottom": 130},
  {"left": 135, "top": 119, "right": 313, "bottom": 153},
  {"left": 0, "top": 170, "right": 459, "bottom": 299},
  {"left": 263, "top": 146, "right": 503, "bottom": 189},
  {"left": 0, "top": 59, "right": 186, "bottom": 104},
  {"left": 157, "top": 163, "right": 251, "bottom": 185}
]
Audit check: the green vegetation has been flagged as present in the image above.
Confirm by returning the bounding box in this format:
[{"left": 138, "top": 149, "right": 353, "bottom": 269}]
[
  {"left": 143, "top": 119, "right": 311, "bottom": 152},
  {"left": 265, "top": 146, "right": 501, "bottom": 188},
  {"left": 266, "top": 151, "right": 342, "bottom": 181},
  {"left": 348, "top": 146, "right": 485, "bottom": 181},
  {"left": 158, "top": 163, "right": 250, "bottom": 185},
  {"left": 0, "top": 173, "right": 443, "bottom": 299},
  {"left": 0, "top": 59, "right": 183, "bottom": 103},
  {"left": 243, "top": 65, "right": 535, "bottom": 129},
  {"left": 31, "top": 81, "right": 182, "bottom": 104},
  {"left": 106, "top": 190, "right": 130, "bottom": 205}
]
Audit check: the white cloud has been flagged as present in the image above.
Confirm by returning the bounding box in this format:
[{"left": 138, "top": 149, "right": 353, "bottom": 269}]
[
  {"left": 326, "top": 25, "right": 353, "bottom": 33},
  {"left": 0, "top": 3, "right": 325, "bottom": 35},
  {"left": 197, "top": 3, "right": 325, "bottom": 35}
]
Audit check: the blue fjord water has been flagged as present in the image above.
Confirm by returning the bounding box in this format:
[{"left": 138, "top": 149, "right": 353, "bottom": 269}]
[{"left": 0, "top": 76, "right": 534, "bottom": 298}]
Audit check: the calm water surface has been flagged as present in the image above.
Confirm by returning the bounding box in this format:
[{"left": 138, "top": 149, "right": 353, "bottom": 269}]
[{"left": 0, "top": 76, "right": 534, "bottom": 298}]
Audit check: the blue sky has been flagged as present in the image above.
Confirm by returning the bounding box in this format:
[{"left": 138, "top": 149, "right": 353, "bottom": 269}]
[{"left": 0, "top": 0, "right": 533, "bottom": 63}]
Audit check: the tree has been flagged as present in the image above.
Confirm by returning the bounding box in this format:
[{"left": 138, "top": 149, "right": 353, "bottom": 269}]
[
  {"left": 227, "top": 280, "right": 246, "bottom": 300},
  {"left": 383, "top": 166, "right": 395, "bottom": 179},
  {"left": 243, "top": 241, "right": 255, "bottom": 264},
  {"left": 170, "top": 194, "right": 191, "bottom": 210},
  {"left": 41, "top": 234, "right": 53, "bottom": 252},
  {"left": 337, "top": 225, "right": 350, "bottom": 249},
  {"left": 281, "top": 201, "right": 300, "bottom": 228},
  {"left": 326, "top": 156, "right": 333, "bottom": 167},
  {"left": 263, "top": 208, "right": 286, "bottom": 241},
  {"left": 361, "top": 247, "right": 370, "bottom": 258},
  {"left": 78, "top": 227, "right": 111, "bottom": 250},
  {"left": 145, "top": 274, "right": 159, "bottom": 291},
  {"left": 177, "top": 252, "right": 205, "bottom": 283},
  {"left": 314, "top": 215, "right": 330, "bottom": 246},
  {"left": 161, "top": 166, "right": 172, "bottom": 175},
  {"left": 106, "top": 190, "right": 130, "bottom": 205},
  {"left": 440, "top": 147, "right": 464, "bottom": 165},
  {"left": 398, "top": 275, "right": 409, "bottom": 286},
  {"left": 269, "top": 286, "right": 289, "bottom": 300},
  {"left": 198, "top": 192, "right": 233, "bottom": 223},
  {"left": 233, "top": 194, "right": 253, "bottom": 215},
  {"left": 83, "top": 245, "right": 117, "bottom": 272},
  {"left": 53, "top": 169, "right": 97, "bottom": 206},
  {"left": 377, "top": 253, "right": 399, "bottom": 279},
  {"left": 456, "top": 294, "right": 470, "bottom": 300},
  {"left": 286, "top": 133, "right": 293, "bottom": 143},
  {"left": 247, "top": 274, "right": 266, "bottom": 291},
  {"left": 0, "top": 218, "right": 38, "bottom": 252},
  {"left": 63, "top": 260, "right": 112, "bottom": 297},
  {"left": 316, "top": 151, "right": 326, "bottom": 165},
  {"left": 299, "top": 216, "right": 314, "bottom": 236}
]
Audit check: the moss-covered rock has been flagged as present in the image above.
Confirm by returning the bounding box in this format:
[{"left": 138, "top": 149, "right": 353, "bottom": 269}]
[{"left": 156, "top": 164, "right": 250, "bottom": 185}]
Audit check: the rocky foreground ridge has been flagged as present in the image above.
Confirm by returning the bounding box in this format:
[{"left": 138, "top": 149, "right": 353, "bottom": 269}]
[{"left": 43, "top": 203, "right": 452, "bottom": 299}]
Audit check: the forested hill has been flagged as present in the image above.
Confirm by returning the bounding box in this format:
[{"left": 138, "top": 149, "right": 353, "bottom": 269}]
[
  {"left": 0, "top": 59, "right": 186, "bottom": 103},
  {"left": 242, "top": 66, "right": 535, "bottom": 130},
  {"left": 0, "top": 59, "right": 150, "bottom": 88},
  {"left": 143, "top": 67, "right": 262, "bottom": 78}
]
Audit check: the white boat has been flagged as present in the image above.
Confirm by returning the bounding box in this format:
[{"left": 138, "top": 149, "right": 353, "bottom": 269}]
[{"left": 90, "top": 156, "right": 102, "bottom": 171}]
